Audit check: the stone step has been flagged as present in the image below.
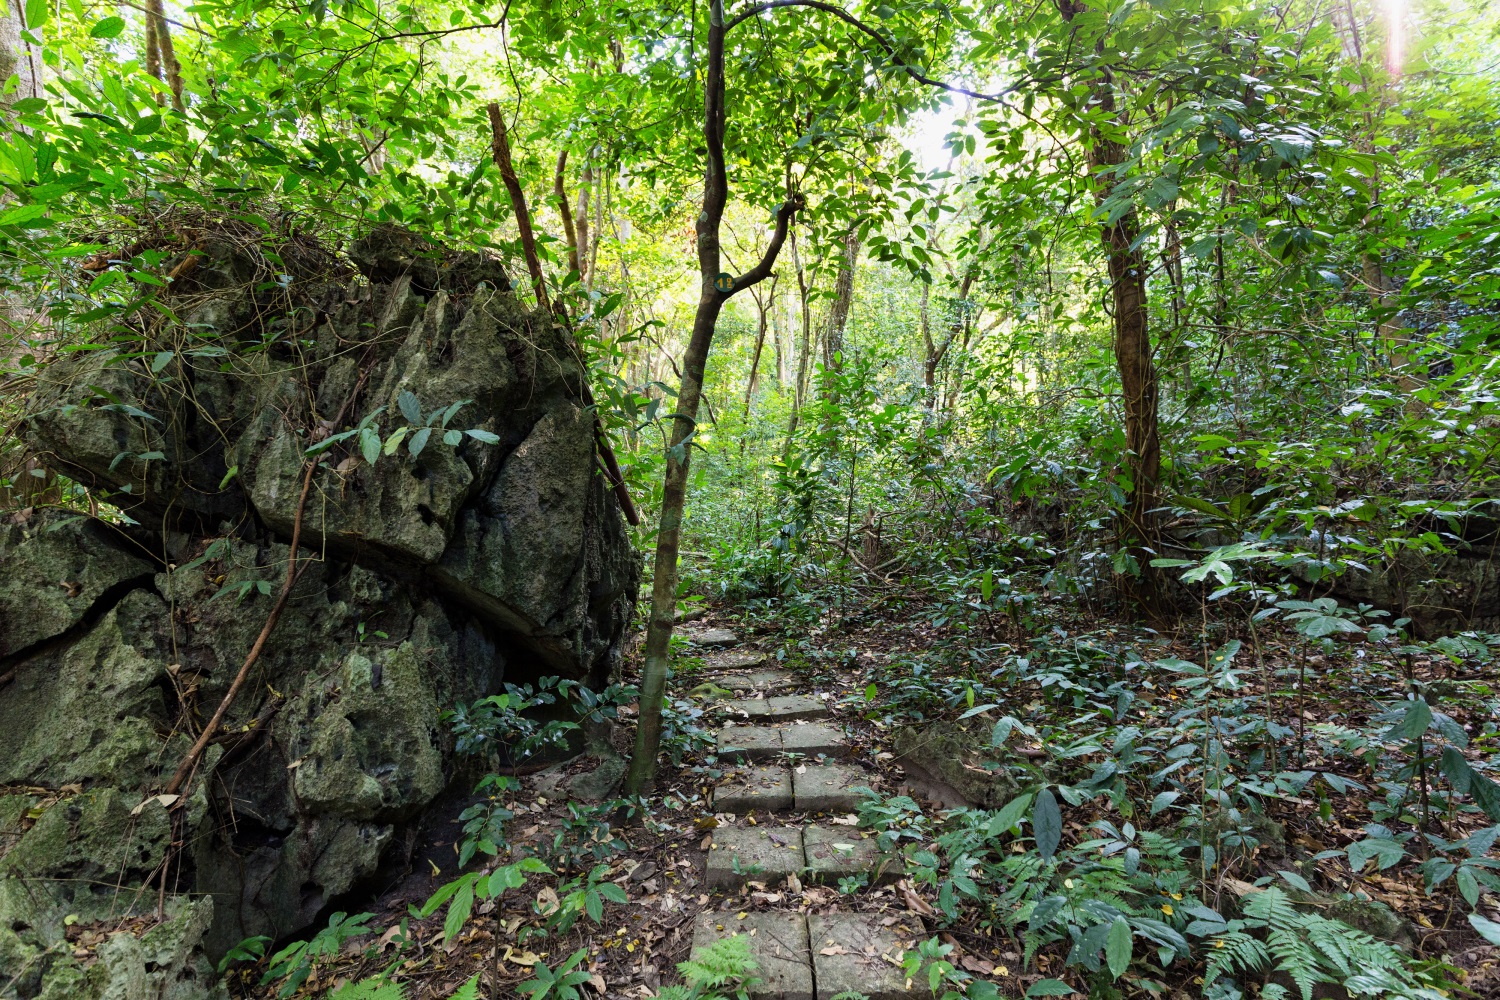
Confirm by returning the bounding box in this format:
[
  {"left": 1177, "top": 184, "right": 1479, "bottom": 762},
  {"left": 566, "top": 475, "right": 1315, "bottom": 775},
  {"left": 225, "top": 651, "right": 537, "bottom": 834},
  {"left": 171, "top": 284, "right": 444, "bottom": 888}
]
[
  {"left": 691, "top": 911, "right": 813, "bottom": 1000},
  {"left": 709, "top": 650, "right": 774, "bottom": 673},
  {"left": 689, "top": 911, "right": 927, "bottom": 1000},
  {"left": 715, "top": 764, "right": 794, "bottom": 813},
  {"left": 706, "top": 824, "right": 903, "bottom": 889},
  {"left": 683, "top": 627, "right": 739, "bottom": 647},
  {"left": 706, "top": 825, "right": 804, "bottom": 888},
  {"left": 802, "top": 825, "right": 904, "bottom": 885},
  {"left": 716, "top": 721, "right": 846, "bottom": 763},
  {"left": 713, "top": 761, "right": 870, "bottom": 814},
  {"left": 719, "top": 666, "right": 795, "bottom": 692},
  {"left": 718, "top": 694, "right": 828, "bottom": 722},
  {"left": 792, "top": 762, "right": 867, "bottom": 813},
  {"left": 810, "top": 912, "right": 924, "bottom": 1000}
]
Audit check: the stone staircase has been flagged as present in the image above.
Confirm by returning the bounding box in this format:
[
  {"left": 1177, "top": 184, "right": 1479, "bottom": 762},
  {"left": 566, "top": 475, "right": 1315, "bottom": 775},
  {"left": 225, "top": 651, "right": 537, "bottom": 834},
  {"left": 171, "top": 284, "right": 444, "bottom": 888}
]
[{"left": 683, "top": 627, "right": 924, "bottom": 1000}]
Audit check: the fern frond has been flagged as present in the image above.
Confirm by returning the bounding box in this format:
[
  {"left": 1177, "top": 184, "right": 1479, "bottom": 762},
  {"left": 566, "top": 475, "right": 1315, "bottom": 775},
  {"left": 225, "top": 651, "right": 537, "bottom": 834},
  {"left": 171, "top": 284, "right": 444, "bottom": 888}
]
[
  {"left": 329, "top": 976, "right": 406, "bottom": 1000},
  {"left": 1203, "top": 929, "right": 1268, "bottom": 987},
  {"left": 447, "top": 972, "right": 482, "bottom": 1000},
  {"left": 678, "top": 934, "right": 759, "bottom": 999}
]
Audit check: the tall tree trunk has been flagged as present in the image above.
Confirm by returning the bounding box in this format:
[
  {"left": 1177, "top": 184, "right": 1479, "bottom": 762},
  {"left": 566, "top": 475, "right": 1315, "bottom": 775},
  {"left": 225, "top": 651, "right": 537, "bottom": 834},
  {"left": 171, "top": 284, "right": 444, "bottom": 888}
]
[
  {"left": 744, "top": 277, "right": 776, "bottom": 417},
  {"left": 786, "top": 224, "right": 814, "bottom": 441},
  {"left": 821, "top": 231, "right": 859, "bottom": 373},
  {"left": 2, "top": 0, "right": 44, "bottom": 110},
  {"left": 1058, "top": 0, "right": 1161, "bottom": 599},
  {"left": 625, "top": 0, "right": 800, "bottom": 793},
  {"left": 144, "top": 0, "right": 184, "bottom": 110}
]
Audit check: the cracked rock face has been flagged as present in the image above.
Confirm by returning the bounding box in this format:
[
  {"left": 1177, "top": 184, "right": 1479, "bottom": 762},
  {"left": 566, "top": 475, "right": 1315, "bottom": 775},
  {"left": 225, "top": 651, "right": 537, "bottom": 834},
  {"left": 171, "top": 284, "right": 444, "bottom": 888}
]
[{"left": 0, "top": 226, "right": 640, "bottom": 999}]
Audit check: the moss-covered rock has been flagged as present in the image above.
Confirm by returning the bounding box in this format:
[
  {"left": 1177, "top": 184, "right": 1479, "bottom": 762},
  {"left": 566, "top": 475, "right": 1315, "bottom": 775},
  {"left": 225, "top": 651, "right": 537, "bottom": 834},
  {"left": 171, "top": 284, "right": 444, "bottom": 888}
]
[
  {"left": 889, "top": 721, "right": 1020, "bottom": 808},
  {"left": 2, "top": 228, "right": 640, "bottom": 998}
]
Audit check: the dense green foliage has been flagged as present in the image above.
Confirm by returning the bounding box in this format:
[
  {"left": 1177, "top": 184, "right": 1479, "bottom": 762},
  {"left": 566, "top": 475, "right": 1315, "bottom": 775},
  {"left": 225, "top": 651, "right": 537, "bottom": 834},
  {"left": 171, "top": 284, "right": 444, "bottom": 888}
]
[{"left": 3, "top": 0, "right": 1499, "bottom": 996}]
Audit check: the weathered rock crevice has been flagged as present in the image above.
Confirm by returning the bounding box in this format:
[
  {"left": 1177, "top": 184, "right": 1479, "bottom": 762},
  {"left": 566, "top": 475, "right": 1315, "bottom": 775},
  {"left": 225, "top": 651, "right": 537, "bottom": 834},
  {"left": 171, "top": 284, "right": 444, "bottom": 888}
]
[{"left": 0, "top": 223, "right": 640, "bottom": 999}]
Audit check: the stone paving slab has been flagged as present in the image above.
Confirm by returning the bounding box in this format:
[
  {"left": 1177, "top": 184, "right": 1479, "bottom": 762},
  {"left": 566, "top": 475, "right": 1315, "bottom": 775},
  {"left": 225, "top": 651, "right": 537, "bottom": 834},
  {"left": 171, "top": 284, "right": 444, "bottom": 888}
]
[
  {"left": 793, "top": 762, "right": 867, "bottom": 812},
  {"left": 721, "top": 667, "right": 796, "bottom": 692},
  {"left": 709, "top": 650, "right": 772, "bottom": 672},
  {"left": 803, "top": 825, "right": 903, "bottom": 885},
  {"left": 765, "top": 695, "right": 828, "bottom": 721},
  {"left": 720, "top": 697, "right": 775, "bottom": 719},
  {"left": 715, "top": 765, "right": 794, "bottom": 813},
  {"left": 693, "top": 911, "right": 814, "bottom": 1000},
  {"left": 707, "top": 825, "right": 805, "bottom": 887},
  {"left": 779, "top": 721, "right": 846, "bottom": 758},
  {"left": 717, "top": 726, "right": 783, "bottom": 762},
  {"left": 809, "top": 912, "right": 919, "bottom": 1000},
  {"left": 684, "top": 627, "right": 740, "bottom": 647}
]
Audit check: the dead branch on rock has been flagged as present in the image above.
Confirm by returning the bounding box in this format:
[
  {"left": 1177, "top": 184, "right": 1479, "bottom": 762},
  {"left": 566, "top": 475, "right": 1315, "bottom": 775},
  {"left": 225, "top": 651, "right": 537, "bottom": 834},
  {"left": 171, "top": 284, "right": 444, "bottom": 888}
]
[{"left": 162, "top": 459, "right": 315, "bottom": 796}]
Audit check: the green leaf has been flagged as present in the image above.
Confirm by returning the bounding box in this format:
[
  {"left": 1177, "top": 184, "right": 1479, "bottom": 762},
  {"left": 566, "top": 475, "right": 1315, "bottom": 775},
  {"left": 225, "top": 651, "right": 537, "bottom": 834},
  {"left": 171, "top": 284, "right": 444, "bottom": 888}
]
[
  {"left": 398, "top": 390, "right": 422, "bottom": 424},
  {"left": 1105, "top": 917, "right": 1131, "bottom": 979},
  {"left": 24, "top": 0, "right": 48, "bottom": 28},
  {"left": 466, "top": 428, "right": 500, "bottom": 444},
  {"left": 359, "top": 427, "right": 381, "bottom": 466},
  {"left": 408, "top": 427, "right": 432, "bottom": 457},
  {"left": 0, "top": 203, "right": 48, "bottom": 226},
  {"left": 1276, "top": 869, "right": 1312, "bottom": 892},
  {"left": 11, "top": 97, "right": 46, "bottom": 113},
  {"left": 1456, "top": 866, "right": 1480, "bottom": 907},
  {"left": 1469, "top": 913, "right": 1500, "bottom": 945},
  {"left": 443, "top": 429, "right": 462, "bottom": 446},
  {"left": 219, "top": 465, "right": 239, "bottom": 490},
  {"left": 1032, "top": 787, "right": 1061, "bottom": 861},
  {"left": 151, "top": 351, "right": 175, "bottom": 373},
  {"left": 987, "top": 792, "right": 1033, "bottom": 836},
  {"left": 1026, "top": 980, "right": 1076, "bottom": 997},
  {"left": 90, "top": 15, "right": 127, "bottom": 37},
  {"left": 443, "top": 880, "right": 474, "bottom": 942},
  {"left": 1387, "top": 699, "right": 1433, "bottom": 740}
]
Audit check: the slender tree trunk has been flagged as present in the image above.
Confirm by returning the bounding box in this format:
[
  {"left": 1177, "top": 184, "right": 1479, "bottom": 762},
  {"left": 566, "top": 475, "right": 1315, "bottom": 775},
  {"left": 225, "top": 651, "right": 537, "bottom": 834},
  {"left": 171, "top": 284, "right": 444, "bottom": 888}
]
[
  {"left": 786, "top": 225, "right": 814, "bottom": 441},
  {"left": 577, "top": 160, "right": 593, "bottom": 284},
  {"left": 744, "top": 277, "right": 776, "bottom": 417},
  {"left": 821, "top": 231, "right": 859, "bottom": 373},
  {"left": 625, "top": 0, "right": 800, "bottom": 793},
  {"left": 145, "top": 0, "right": 184, "bottom": 110},
  {"left": 555, "top": 149, "right": 583, "bottom": 276},
  {"left": 1058, "top": 1, "right": 1161, "bottom": 603}
]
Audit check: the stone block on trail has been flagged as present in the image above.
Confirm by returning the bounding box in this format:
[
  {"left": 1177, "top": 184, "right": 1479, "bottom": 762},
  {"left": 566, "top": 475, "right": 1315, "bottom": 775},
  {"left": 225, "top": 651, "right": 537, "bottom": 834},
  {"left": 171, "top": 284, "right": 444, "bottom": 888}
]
[
  {"left": 710, "top": 650, "right": 772, "bottom": 672},
  {"left": 692, "top": 911, "right": 813, "bottom": 1000},
  {"left": 717, "top": 726, "right": 784, "bottom": 762},
  {"left": 779, "top": 721, "right": 846, "bottom": 758},
  {"left": 793, "top": 762, "right": 867, "bottom": 812},
  {"left": 706, "top": 825, "right": 806, "bottom": 887},
  {"left": 684, "top": 627, "right": 739, "bottom": 647},
  {"left": 721, "top": 667, "right": 796, "bottom": 693},
  {"left": 809, "top": 912, "right": 921, "bottom": 1000},
  {"left": 803, "top": 825, "right": 903, "bottom": 885},
  {"left": 765, "top": 695, "right": 828, "bottom": 721},
  {"left": 715, "top": 765, "right": 794, "bottom": 813},
  {"left": 719, "top": 697, "right": 775, "bottom": 719}
]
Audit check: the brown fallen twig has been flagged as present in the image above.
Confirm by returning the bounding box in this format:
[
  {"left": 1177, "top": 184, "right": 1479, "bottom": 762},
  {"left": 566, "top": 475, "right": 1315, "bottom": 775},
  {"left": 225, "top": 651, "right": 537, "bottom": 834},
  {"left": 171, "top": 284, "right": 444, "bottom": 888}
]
[{"left": 162, "top": 460, "right": 316, "bottom": 796}]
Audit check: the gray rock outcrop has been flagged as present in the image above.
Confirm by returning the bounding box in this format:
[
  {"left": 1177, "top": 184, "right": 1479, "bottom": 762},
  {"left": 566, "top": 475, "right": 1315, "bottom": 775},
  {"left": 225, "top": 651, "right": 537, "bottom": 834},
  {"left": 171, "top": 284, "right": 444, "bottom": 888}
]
[{"left": 0, "top": 224, "right": 640, "bottom": 998}]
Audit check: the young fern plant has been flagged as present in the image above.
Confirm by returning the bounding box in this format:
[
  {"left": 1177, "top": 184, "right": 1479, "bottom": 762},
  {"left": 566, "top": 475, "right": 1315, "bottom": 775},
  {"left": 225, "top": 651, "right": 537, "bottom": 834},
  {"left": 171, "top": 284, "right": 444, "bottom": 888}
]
[
  {"left": 1200, "top": 887, "right": 1451, "bottom": 1000},
  {"left": 658, "top": 935, "right": 760, "bottom": 1000}
]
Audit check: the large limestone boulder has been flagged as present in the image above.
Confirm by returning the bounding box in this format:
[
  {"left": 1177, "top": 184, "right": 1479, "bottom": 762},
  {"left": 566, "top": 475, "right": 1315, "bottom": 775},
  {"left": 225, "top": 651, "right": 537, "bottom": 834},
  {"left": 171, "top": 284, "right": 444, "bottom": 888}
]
[{"left": 0, "top": 225, "right": 640, "bottom": 998}]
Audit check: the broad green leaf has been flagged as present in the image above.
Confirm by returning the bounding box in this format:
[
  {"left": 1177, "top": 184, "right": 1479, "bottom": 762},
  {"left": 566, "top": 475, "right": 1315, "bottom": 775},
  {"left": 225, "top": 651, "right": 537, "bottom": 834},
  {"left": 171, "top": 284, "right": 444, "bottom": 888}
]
[
  {"left": 1105, "top": 917, "right": 1131, "bottom": 978},
  {"left": 90, "top": 15, "right": 126, "bottom": 37},
  {"left": 1033, "top": 787, "right": 1061, "bottom": 861}
]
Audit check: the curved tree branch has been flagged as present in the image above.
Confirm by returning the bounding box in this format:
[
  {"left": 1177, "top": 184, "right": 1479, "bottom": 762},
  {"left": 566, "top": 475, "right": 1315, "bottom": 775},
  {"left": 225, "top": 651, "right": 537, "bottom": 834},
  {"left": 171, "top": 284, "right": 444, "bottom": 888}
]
[{"left": 726, "top": 0, "right": 1027, "bottom": 104}]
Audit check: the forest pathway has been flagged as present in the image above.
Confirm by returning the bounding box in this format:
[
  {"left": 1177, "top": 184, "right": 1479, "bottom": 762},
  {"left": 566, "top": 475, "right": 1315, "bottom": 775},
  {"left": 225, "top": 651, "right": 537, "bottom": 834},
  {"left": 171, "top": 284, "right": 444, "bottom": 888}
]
[{"left": 684, "top": 626, "right": 922, "bottom": 1000}]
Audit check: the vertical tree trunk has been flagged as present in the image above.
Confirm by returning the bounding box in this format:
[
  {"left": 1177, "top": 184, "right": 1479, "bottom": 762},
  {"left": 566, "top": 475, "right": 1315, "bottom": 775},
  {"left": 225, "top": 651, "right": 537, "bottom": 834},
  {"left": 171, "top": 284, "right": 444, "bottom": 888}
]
[
  {"left": 744, "top": 277, "right": 776, "bottom": 417},
  {"left": 1058, "top": 1, "right": 1161, "bottom": 601},
  {"left": 786, "top": 225, "right": 814, "bottom": 441},
  {"left": 625, "top": 0, "right": 800, "bottom": 793},
  {"left": 145, "top": 0, "right": 184, "bottom": 110},
  {"left": 821, "top": 231, "right": 859, "bottom": 372},
  {"left": 2, "top": 0, "right": 44, "bottom": 109}
]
